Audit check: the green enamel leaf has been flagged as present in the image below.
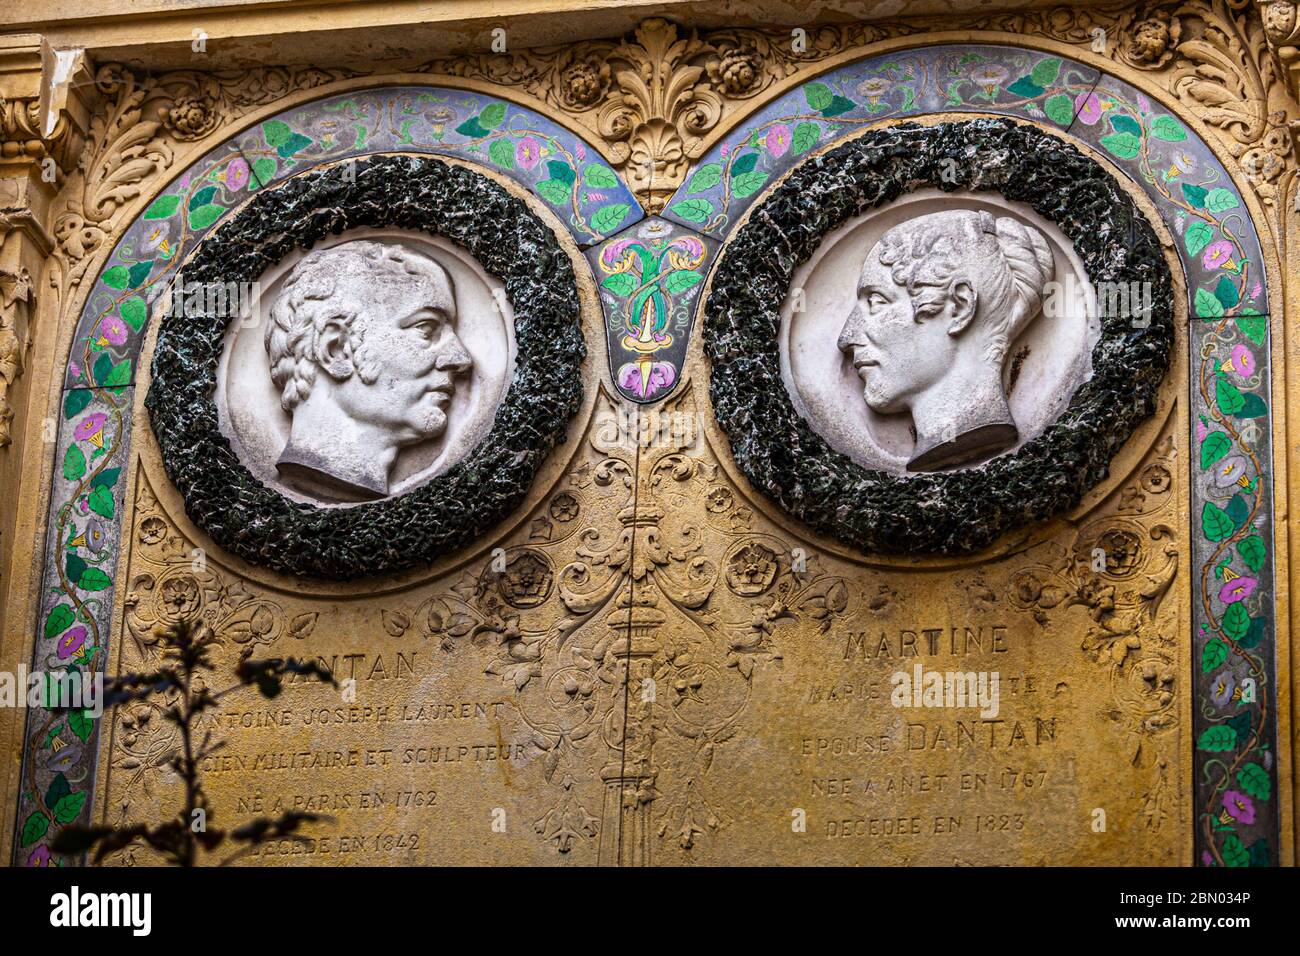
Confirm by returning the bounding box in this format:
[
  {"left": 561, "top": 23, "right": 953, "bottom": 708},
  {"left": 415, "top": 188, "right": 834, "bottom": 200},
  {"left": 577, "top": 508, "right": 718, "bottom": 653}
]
[
  {"left": 792, "top": 121, "right": 821, "bottom": 155},
  {"left": 19, "top": 811, "right": 48, "bottom": 848},
  {"left": 68, "top": 707, "right": 94, "bottom": 742},
  {"left": 820, "top": 95, "right": 855, "bottom": 117},
  {"left": 1226, "top": 493, "right": 1250, "bottom": 530},
  {"left": 45, "top": 773, "right": 71, "bottom": 811},
  {"left": 731, "top": 153, "right": 759, "bottom": 176},
  {"left": 1005, "top": 76, "right": 1045, "bottom": 98},
  {"left": 1238, "top": 535, "right": 1266, "bottom": 572},
  {"left": 534, "top": 179, "right": 570, "bottom": 205},
  {"left": 43, "top": 604, "right": 75, "bottom": 640},
  {"left": 90, "top": 467, "right": 121, "bottom": 491},
  {"left": 144, "top": 195, "right": 181, "bottom": 220},
  {"left": 62, "top": 443, "right": 86, "bottom": 482},
  {"left": 1099, "top": 131, "right": 1140, "bottom": 160},
  {"left": 1206, "top": 188, "right": 1240, "bottom": 213},
  {"left": 188, "top": 185, "right": 218, "bottom": 211},
  {"left": 65, "top": 553, "right": 87, "bottom": 584},
  {"left": 547, "top": 160, "right": 576, "bottom": 186},
  {"left": 52, "top": 791, "right": 87, "bottom": 825},
  {"left": 1215, "top": 276, "right": 1239, "bottom": 309},
  {"left": 804, "top": 82, "right": 833, "bottom": 112},
  {"left": 1235, "top": 393, "right": 1267, "bottom": 419},
  {"left": 1236, "top": 763, "right": 1270, "bottom": 801},
  {"left": 669, "top": 198, "right": 713, "bottom": 223},
  {"left": 1184, "top": 220, "right": 1215, "bottom": 257},
  {"left": 127, "top": 260, "right": 154, "bottom": 289},
  {"left": 1234, "top": 314, "right": 1266, "bottom": 345},
  {"left": 478, "top": 102, "right": 507, "bottom": 130},
  {"left": 93, "top": 352, "right": 112, "bottom": 387},
  {"left": 120, "top": 296, "right": 147, "bottom": 331},
  {"left": 101, "top": 266, "right": 130, "bottom": 290},
  {"left": 600, "top": 273, "right": 637, "bottom": 298},
  {"left": 1108, "top": 113, "right": 1142, "bottom": 137},
  {"left": 1200, "top": 431, "right": 1231, "bottom": 469},
  {"left": 1216, "top": 377, "right": 1246, "bottom": 415},
  {"left": 63, "top": 389, "right": 91, "bottom": 420},
  {"left": 1196, "top": 725, "right": 1237, "bottom": 752},
  {"left": 488, "top": 139, "right": 515, "bottom": 169},
  {"left": 731, "top": 170, "right": 769, "bottom": 199},
  {"left": 103, "top": 359, "right": 131, "bottom": 391},
  {"left": 1194, "top": 287, "right": 1224, "bottom": 318},
  {"left": 687, "top": 163, "right": 722, "bottom": 193},
  {"left": 78, "top": 567, "right": 112, "bottom": 592},
  {"left": 662, "top": 270, "right": 702, "bottom": 295},
  {"left": 276, "top": 133, "right": 311, "bottom": 158},
  {"left": 1149, "top": 115, "right": 1187, "bottom": 142},
  {"left": 188, "top": 203, "right": 225, "bottom": 231},
  {"left": 582, "top": 164, "right": 618, "bottom": 188},
  {"left": 1201, "top": 501, "right": 1234, "bottom": 542},
  {"left": 1182, "top": 183, "right": 1208, "bottom": 208},
  {"left": 262, "top": 119, "right": 292, "bottom": 147},
  {"left": 1201, "top": 638, "right": 1228, "bottom": 673},
  {"left": 1043, "top": 93, "right": 1074, "bottom": 126},
  {"left": 589, "top": 203, "right": 630, "bottom": 234},
  {"left": 87, "top": 484, "right": 115, "bottom": 519},
  {"left": 1222, "top": 602, "right": 1250, "bottom": 641},
  {"left": 252, "top": 157, "right": 277, "bottom": 186},
  {"left": 1221, "top": 834, "right": 1250, "bottom": 868},
  {"left": 1029, "top": 57, "right": 1062, "bottom": 88},
  {"left": 455, "top": 117, "right": 489, "bottom": 138}
]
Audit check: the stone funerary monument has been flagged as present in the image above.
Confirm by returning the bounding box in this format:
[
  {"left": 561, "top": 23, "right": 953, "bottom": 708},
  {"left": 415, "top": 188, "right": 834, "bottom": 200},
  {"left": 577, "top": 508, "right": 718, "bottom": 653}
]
[{"left": 0, "top": 0, "right": 1296, "bottom": 867}]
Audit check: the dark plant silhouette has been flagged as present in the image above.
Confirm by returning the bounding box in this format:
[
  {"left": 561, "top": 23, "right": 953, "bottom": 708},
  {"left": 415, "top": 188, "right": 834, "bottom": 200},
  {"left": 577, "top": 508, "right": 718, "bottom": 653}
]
[{"left": 51, "top": 618, "right": 335, "bottom": 866}]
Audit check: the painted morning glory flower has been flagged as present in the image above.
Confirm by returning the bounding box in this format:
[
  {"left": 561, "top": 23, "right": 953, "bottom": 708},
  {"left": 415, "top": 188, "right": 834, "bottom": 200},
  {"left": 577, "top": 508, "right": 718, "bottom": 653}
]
[
  {"left": 765, "top": 124, "right": 792, "bottom": 158},
  {"left": 1227, "top": 344, "right": 1255, "bottom": 377},
  {"left": 222, "top": 157, "right": 250, "bottom": 191},
  {"left": 1074, "top": 92, "right": 1103, "bottom": 125},
  {"left": 516, "top": 136, "right": 542, "bottom": 170},
  {"left": 74, "top": 413, "right": 107, "bottom": 446},
  {"left": 99, "top": 315, "right": 129, "bottom": 347},
  {"left": 1222, "top": 790, "right": 1255, "bottom": 825},
  {"left": 1218, "top": 574, "right": 1257, "bottom": 605},
  {"left": 57, "top": 625, "right": 87, "bottom": 660},
  {"left": 1203, "top": 240, "right": 1236, "bottom": 270},
  {"left": 1210, "top": 670, "right": 1236, "bottom": 707},
  {"left": 1213, "top": 455, "right": 1249, "bottom": 488}
]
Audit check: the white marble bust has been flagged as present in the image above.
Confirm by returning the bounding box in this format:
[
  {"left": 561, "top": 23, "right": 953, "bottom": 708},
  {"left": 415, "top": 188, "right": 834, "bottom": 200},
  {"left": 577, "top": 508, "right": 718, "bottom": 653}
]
[
  {"left": 264, "top": 240, "right": 473, "bottom": 500},
  {"left": 836, "top": 209, "right": 1055, "bottom": 471}
]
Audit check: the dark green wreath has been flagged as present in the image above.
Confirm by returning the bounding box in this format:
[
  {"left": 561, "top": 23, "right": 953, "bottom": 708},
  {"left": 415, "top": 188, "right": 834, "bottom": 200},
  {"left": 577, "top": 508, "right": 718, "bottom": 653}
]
[
  {"left": 146, "top": 154, "right": 585, "bottom": 579},
  {"left": 703, "top": 118, "right": 1173, "bottom": 555}
]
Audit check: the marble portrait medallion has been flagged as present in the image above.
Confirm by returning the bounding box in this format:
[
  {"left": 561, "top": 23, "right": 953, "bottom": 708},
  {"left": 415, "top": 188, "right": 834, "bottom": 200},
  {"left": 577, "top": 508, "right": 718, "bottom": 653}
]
[
  {"left": 216, "top": 231, "right": 516, "bottom": 505},
  {"left": 781, "top": 189, "right": 1099, "bottom": 474}
]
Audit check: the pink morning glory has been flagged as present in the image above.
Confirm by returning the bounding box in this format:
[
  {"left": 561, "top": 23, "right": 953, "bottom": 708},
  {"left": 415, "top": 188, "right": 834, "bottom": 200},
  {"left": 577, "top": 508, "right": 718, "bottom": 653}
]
[
  {"left": 100, "top": 315, "right": 128, "bottom": 346},
  {"left": 57, "top": 625, "right": 87, "bottom": 659},
  {"left": 1228, "top": 344, "right": 1256, "bottom": 377},
  {"left": 1075, "top": 92, "right": 1103, "bottom": 125},
  {"left": 1222, "top": 790, "right": 1255, "bottom": 825},
  {"left": 1203, "top": 240, "right": 1236, "bottom": 270},
  {"left": 765, "top": 124, "right": 792, "bottom": 159},
  {"left": 1219, "top": 577, "right": 1257, "bottom": 604},
  {"left": 222, "top": 157, "right": 250, "bottom": 191},
  {"left": 516, "top": 137, "right": 542, "bottom": 170},
  {"left": 74, "top": 413, "right": 107, "bottom": 443}
]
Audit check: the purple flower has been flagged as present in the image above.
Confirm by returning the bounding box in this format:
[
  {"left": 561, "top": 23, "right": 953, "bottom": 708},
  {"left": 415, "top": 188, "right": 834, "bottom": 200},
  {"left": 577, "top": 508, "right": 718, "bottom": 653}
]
[
  {"left": 1137, "top": 93, "right": 1151, "bottom": 113},
  {"left": 1223, "top": 789, "right": 1255, "bottom": 825},
  {"left": 765, "top": 124, "right": 792, "bottom": 159},
  {"left": 1196, "top": 418, "right": 1208, "bottom": 442},
  {"left": 1219, "top": 576, "right": 1257, "bottom": 604},
  {"left": 1075, "top": 92, "right": 1103, "bottom": 125},
  {"left": 1203, "top": 240, "right": 1236, "bottom": 271},
  {"left": 99, "top": 315, "right": 128, "bottom": 347},
  {"left": 57, "top": 625, "right": 87, "bottom": 660},
  {"left": 74, "top": 413, "right": 107, "bottom": 444},
  {"left": 27, "top": 845, "right": 52, "bottom": 868},
  {"left": 619, "top": 360, "right": 676, "bottom": 399},
  {"left": 222, "top": 157, "right": 250, "bottom": 191},
  {"left": 516, "top": 136, "right": 542, "bottom": 170},
  {"left": 1227, "top": 344, "right": 1255, "bottom": 378}
]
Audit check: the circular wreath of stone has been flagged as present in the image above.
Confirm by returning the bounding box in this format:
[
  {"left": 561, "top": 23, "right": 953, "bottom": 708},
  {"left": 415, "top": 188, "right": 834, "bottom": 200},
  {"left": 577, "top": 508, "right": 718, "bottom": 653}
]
[
  {"left": 146, "top": 154, "right": 585, "bottom": 579},
  {"left": 703, "top": 118, "right": 1174, "bottom": 555}
]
